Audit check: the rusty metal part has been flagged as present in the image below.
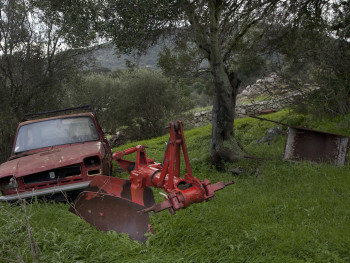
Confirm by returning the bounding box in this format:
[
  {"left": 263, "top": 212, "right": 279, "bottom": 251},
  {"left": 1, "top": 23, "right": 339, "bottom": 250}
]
[
  {"left": 259, "top": 109, "right": 276, "bottom": 115},
  {"left": 249, "top": 115, "right": 290, "bottom": 127},
  {"left": 284, "top": 126, "right": 350, "bottom": 165},
  {"left": 23, "top": 105, "right": 92, "bottom": 121},
  {"left": 140, "top": 180, "right": 234, "bottom": 214},
  {"left": 70, "top": 192, "right": 152, "bottom": 242},
  {"left": 249, "top": 115, "right": 350, "bottom": 165},
  {"left": 70, "top": 176, "right": 155, "bottom": 242}
]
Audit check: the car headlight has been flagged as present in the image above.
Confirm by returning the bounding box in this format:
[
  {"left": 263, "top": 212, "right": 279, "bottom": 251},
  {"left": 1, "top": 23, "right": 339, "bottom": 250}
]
[
  {"left": 0, "top": 176, "right": 18, "bottom": 190},
  {"left": 84, "top": 156, "right": 101, "bottom": 168}
]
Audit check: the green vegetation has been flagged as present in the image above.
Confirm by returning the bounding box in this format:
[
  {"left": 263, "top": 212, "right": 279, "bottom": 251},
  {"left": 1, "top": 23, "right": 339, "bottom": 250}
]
[
  {"left": 70, "top": 69, "right": 192, "bottom": 139},
  {"left": 1, "top": 110, "right": 349, "bottom": 262}
]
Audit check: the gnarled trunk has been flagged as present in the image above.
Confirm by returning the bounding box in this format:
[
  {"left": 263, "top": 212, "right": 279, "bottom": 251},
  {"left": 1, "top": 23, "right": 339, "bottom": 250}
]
[
  {"left": 191, "top": 0, "right": 245, "bottom": 169},
  {"left": 210, "top": 66, "right": 244, "bottom": 168},
  {"left": 208, "top": 26, "right": 244, "bottom": 168}
]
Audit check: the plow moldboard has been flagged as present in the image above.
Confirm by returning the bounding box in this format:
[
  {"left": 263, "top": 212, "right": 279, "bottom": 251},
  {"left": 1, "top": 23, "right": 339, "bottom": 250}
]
[{"left": 70, "top": 192, "right": 152, "bottom": 242}]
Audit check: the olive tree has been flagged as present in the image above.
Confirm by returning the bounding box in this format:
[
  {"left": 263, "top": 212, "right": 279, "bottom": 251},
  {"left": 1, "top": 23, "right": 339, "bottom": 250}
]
[
  {"left": 70, "top": 69, "right": 192, "bottom": 139},
  {"left": 0, "top": 0, "right": 84, "bottom": 161},
  {"left": 96, "top": 1, "right": 282, "bottom": 167}
]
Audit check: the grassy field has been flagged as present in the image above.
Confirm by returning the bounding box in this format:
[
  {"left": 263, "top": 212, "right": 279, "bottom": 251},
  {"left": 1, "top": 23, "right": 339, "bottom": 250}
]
[{"left": 1, "top": 110, "right": 350, "bottom": 262}]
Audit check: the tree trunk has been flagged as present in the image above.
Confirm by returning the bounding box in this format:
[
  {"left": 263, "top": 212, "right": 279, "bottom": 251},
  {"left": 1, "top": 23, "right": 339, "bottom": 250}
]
[
  {"left": 208, "top": 13, "right": 244, "bottom": 168},
  {"left": 210, "top": 65, "right": 244, "bottom": 168},
  {"left": 188, "top": 0, "right": 244, "bottom": 169}
]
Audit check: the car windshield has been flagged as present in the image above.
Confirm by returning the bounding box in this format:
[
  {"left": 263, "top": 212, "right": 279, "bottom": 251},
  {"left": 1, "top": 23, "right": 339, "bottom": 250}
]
[{"left": 14, "top": 116, "right": 100, "bottom": 153}]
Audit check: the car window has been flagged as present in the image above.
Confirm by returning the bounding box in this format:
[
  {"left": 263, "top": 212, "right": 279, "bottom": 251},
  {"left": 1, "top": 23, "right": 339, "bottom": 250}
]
[{"left": 14, "top": 117, "right": 100, "bottom": 153}]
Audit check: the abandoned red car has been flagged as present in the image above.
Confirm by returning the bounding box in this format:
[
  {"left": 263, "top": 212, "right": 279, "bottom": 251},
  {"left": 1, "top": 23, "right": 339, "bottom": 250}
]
[{"left": 0, "top": 107, "right": 113, "bottom": 202}]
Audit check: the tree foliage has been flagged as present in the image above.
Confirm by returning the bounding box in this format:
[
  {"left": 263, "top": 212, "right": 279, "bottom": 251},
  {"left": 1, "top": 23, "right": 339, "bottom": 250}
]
[
  {"left": 116, "top": 69, "right": 192, "bottom": 139},
  {"left": 0, "top": 0, "right": 83, "bottom": 161},
  {"left": 265, "top": 0, "right": 350, "bottom": 116},
  {"left": 70, "top": 69, "right": 192, "bottom": 139}
]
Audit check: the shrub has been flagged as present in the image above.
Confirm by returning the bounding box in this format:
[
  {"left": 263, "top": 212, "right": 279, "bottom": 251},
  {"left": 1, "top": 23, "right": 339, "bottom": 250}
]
[
  {"left": 70, "top": 69, "right": 193, "bottom": 140},
  {"left": 110, "top": 69, "right": 193, "bottom": 139}
]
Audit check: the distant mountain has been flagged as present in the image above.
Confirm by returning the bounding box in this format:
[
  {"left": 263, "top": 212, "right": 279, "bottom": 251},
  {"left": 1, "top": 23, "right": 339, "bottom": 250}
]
[{"left": 87, "top": 44, "right": 162, "bottom": 70}]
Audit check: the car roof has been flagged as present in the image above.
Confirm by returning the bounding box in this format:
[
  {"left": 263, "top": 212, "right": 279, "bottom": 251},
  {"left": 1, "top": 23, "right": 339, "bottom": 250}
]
[{"left": 18, "top": 112, "right": 96, "bottom": 127}]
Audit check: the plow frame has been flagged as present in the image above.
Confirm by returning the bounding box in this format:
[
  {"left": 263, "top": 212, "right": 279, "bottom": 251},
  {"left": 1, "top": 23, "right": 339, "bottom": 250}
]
[
  {"left": 70, "top": 120, "right": 234, "bottom": 242},
  {"left": 113, "top": 120, "right": 234, "bottom": 214}
]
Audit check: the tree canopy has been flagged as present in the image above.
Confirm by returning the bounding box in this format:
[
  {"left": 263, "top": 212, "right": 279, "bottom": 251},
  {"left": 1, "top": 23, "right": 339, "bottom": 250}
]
[{"left": 95, "top": 0, "right": 284, "bottom": 167}]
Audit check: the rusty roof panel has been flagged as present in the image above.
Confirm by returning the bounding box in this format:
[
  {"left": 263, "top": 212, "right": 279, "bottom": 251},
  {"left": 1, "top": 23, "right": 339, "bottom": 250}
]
[{"left": 284, "top": 126, "right": 350, "bottom": 166}]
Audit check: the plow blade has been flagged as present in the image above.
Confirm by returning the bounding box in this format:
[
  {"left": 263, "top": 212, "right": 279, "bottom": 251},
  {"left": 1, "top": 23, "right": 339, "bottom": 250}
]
[{"left": 70, "top": 176, "right": 155, "bottom": 242}]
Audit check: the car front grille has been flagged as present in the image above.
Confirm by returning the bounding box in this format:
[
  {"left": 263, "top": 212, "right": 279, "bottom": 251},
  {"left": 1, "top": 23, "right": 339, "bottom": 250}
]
[{"left": 22, "top": 165, "right": 81, "bottom": 185}]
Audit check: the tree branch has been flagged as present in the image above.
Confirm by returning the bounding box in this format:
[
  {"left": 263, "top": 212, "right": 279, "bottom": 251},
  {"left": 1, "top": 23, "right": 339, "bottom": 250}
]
[
  {"left": 222, "top": 1, "right": 276, "bottom": 63},
  {"left": 182, "top": 0, "right": 211, "bottom": 58}
]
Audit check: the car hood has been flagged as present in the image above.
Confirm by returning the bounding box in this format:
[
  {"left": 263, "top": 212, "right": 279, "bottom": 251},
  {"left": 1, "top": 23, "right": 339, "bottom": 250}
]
[{"left": 0, "top": 141, "right": 105, "bottom": 178}]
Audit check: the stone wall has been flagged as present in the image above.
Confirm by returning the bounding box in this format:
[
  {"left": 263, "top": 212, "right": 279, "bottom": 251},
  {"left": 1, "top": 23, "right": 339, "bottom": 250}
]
[
  {"left": 183, "top": 95, "right": 296, "bottom": 128},
  {"left": 235, "top": 92, "right": 303, "bottom": 118},
  {"left": 183, "top": 73, "right": 317, "bottom": 129}
]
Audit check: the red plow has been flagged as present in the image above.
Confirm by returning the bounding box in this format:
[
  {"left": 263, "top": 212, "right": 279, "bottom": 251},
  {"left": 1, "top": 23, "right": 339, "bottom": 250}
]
[{"left": 70, "top": 121, "right": 234, "bottom": 242}]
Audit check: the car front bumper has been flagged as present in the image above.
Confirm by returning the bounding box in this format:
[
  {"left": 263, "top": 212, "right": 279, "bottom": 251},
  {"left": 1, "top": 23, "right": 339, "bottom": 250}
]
[{"left": 0, "top": 181, "right": 91, "bottom": 202}]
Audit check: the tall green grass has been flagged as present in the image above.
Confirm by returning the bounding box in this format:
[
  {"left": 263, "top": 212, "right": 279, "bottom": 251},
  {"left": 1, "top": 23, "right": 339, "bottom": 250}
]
[{"left": 1, "top": 110, "right": 349, "bottom": 262}]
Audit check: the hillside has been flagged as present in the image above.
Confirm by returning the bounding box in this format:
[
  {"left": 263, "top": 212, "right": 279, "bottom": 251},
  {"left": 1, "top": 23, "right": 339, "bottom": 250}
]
[
  {"left": 1, "top": 110, "right": 350, "bottom": 262},
  {"left": 88, "top": 44, "right": 162, "bottom": 70}
]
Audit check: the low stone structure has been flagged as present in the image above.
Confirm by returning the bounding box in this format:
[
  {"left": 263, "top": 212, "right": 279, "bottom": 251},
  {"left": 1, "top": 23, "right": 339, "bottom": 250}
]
[
  {"left": 183, "top": 73, "right": 318, "bottom": 128},
  {"left": 191, "top": 111, "right": 212, "bottom": 127}
]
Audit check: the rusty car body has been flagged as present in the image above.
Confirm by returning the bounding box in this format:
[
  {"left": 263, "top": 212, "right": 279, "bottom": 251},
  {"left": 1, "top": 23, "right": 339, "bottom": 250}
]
[{"left": 0, "top": 108, "right": 113, "bottom": 202}]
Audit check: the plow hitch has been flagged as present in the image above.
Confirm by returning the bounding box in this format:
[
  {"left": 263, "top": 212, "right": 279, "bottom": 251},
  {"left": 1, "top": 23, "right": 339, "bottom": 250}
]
[
  {"left": 139, "top": 180, "right": 234, "bottom": 214},
  {"left": 70, "top": 121, "right": 234, "bottom": 242}
]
